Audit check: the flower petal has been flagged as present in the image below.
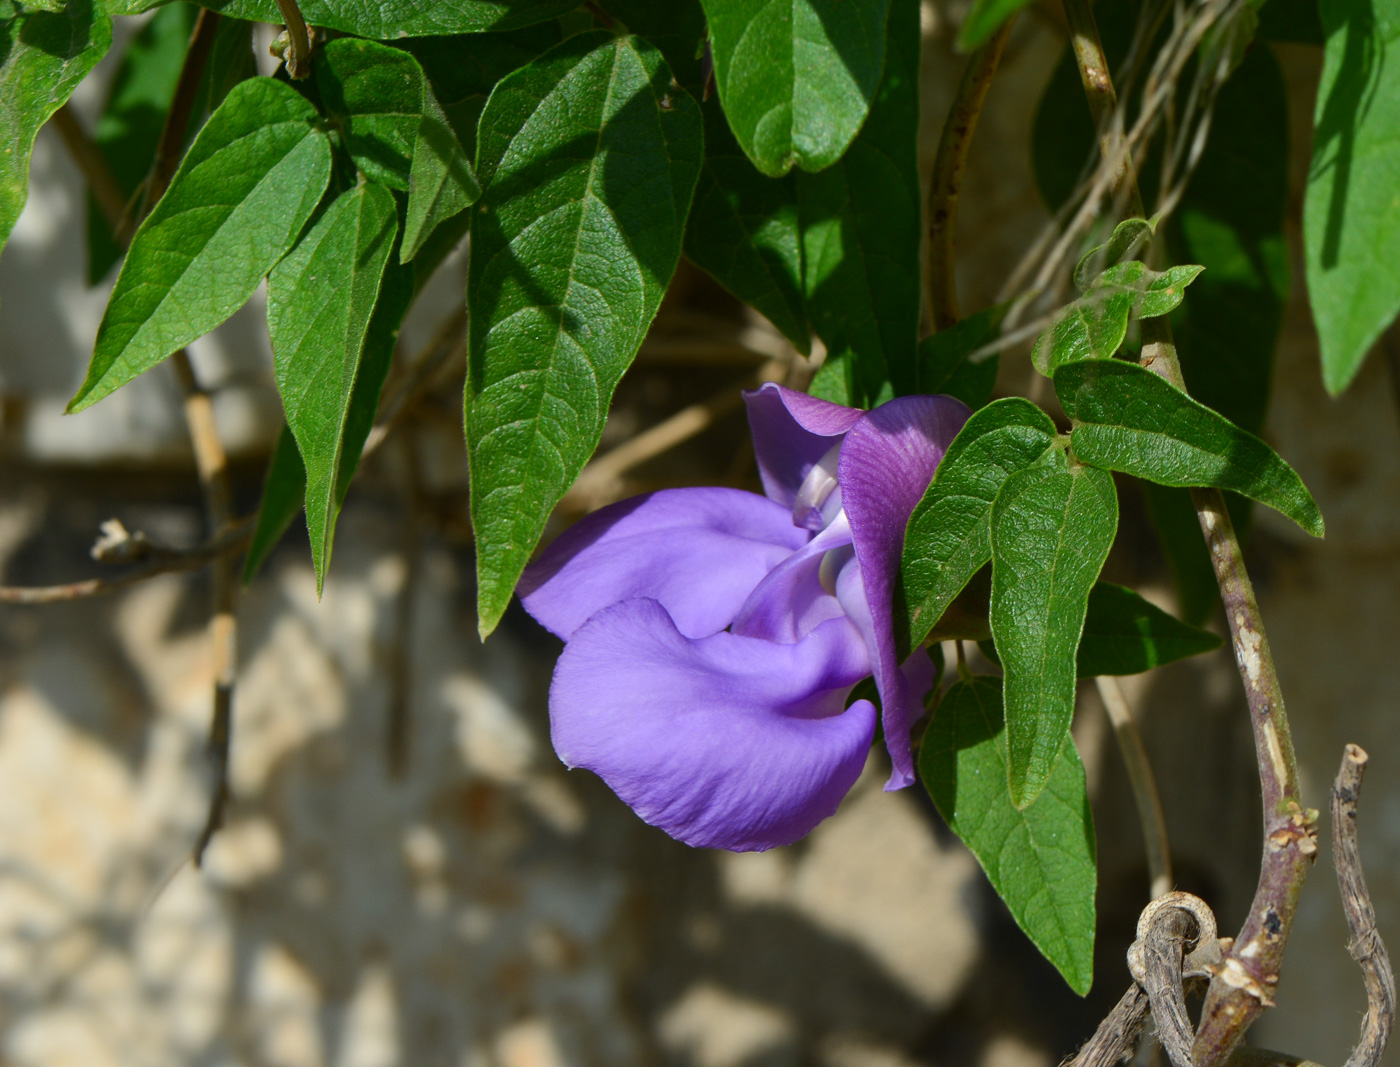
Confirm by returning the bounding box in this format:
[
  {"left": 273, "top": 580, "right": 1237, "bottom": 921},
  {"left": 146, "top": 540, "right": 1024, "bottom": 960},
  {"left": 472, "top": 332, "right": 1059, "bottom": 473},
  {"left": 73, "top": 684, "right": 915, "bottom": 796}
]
[
  {"left": 730, "top": 513, "right": 851, "bottom": 643},
  {"left": 838, "top": 395, "right": 971, "bottom": 787},
  {"left": 518, "top": 488, "right": 808, "bottom": 640},
  {"left": 551, "top": 598, "right": 877, "bottom": 851},
  {"left": 744, "top": 382, "right": 864, "bottom": 508}
]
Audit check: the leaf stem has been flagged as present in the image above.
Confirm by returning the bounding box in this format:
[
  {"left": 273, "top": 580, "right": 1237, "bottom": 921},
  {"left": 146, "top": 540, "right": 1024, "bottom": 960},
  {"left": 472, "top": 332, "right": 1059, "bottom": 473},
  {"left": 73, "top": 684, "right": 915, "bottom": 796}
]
[
  {"left": 274, "top": 0, "right": 312, "bottom": 80},
  {"left": 1059, "top": 1, "right": 1312, "bottom": 1060},
  {"left": 140, "top": 6, "right": 222, "bottom": 220},
  {"left": 926, "top": 18, "right": 1015, "bottom": 331}
]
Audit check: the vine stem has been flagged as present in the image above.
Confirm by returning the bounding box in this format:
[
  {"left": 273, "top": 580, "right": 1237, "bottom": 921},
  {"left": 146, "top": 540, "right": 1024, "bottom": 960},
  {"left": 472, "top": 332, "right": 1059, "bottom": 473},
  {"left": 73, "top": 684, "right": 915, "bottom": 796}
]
[
  {"left": 1059, "top": 0, "right": 1313, "bottom": 1061},
  {"left": 926, "top": 18, "right": 1015, "bottom": 331},
  {"left": 273, "top": 0, "right": 312, "bottom": 80}
]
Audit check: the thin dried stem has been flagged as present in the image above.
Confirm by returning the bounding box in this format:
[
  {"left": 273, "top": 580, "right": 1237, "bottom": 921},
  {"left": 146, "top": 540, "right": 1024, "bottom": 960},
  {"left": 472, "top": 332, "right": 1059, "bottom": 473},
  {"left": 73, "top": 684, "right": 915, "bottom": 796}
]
[
  {"left": 1332, "top": 744, "right": 1395, "bottom": 1067},
  {"left": 926, "top": 18, "right": 1015, "bottom": 330},
  {"left": 1095, "top": 676, "right": 1172, "bottom": 900},
  {"left": 50, "top": 105, "right": 127, "bottom": 231},
  {"left": 1064, "top": 984, "right": 1150, "bottom": 1067},
  {"left": 0, "top": 519, "right": 253, "bottom": 604}
]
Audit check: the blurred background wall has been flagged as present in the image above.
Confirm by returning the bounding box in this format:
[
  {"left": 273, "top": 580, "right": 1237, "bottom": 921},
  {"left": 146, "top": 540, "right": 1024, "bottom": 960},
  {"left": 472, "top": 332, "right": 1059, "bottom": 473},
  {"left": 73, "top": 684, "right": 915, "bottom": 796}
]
[{"left": 1, "top": 7, "right": 1395, "bottom": 1066}]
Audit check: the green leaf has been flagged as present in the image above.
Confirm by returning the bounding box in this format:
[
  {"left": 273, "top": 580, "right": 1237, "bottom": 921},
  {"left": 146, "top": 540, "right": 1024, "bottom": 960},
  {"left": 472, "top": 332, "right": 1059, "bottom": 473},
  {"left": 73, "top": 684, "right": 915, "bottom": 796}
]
[
  {"left": 1304, "top": 0, "right": 1400, "bottom": 393},
  {"left": 959, "top": 0, "right": 1032, "bottom": 50},
  {"left": 700, "top": 0, "right": 890, "bottom": 177},
  {"left": 317, "top": 38, "right": 422, "bottom": 191},
  {"left": 684, "top": 99, "right": 810, "bottom": 351},
  {"left": 70, "top": 77, "right": 332, "bottom": 412},
  {"left": 402, "top": 88, "right": 482, "bottom": 262},
  {"left": 798, "top": 0, "right": 920, "bottom": 405},
  {"left": 1077, "top": 582, "right": 1222, "bottom": 675},
  {"left": 1055, "top": 359, "right": 1325, "bottom": 537},
  {"left": 86, "top": 2, "right": 195, "bottom": 283},
  {"left": 1072, "top": 216, "right": 1155, "bottom": 293},
  {"left": 243, "top": 425, "right": 306, "bottom": 585},
  {"left": 397, "top": 24, "right": 562, "bottom": 158},
  {"left": 199, "top": 15, "right": 255, "bottom": 116},
  {"left": 598, "top": 0, "right": 708, "bottom": 87},
  {"left": 1031, "top": 261, "right": 1204, "bottom": 375},
  {"left": 0, "top": 0, "right": 112, "bottom": 258},
  {"left": 188, "top": 0, "right": 575, "bottom": 37},
  {"left": 267, "top": 182, "right": 398, "bottom": 590},
  {"left": 920, "top": 676, "right": 1096, "bottom": 995},
  {"left": 917, "top": 303, "right": 1006, "bottom": 409},
  {"left": 467, "top": 32, "right": 702, "bottom": 636},
  {"left": 990, "top": 451, "right": 1117, "bottom": 808},
  {"left": 897, "top": 397, "right": 1058, "bottom": 656}
]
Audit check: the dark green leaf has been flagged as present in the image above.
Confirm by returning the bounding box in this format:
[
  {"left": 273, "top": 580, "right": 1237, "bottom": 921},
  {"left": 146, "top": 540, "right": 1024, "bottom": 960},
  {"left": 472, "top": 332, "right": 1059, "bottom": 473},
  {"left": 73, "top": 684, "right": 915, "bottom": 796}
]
[
  {"left": 467, "top": 32, "right": 702, "bottom": 636},
  {"left": 189, "top": 0, "right": 575, "bottom": 37},
  {"left": 402, "top": 87, "right": 482, "bottom": 262},
  {"left": 1259, "top": 0, "right": 1323, "bottom": 43},
  {"left": 318, "top": 38, "right": 421, "bottom": 190},
  {"left": 990, "top": 451, "right": 1117, "bottom": 808},
  {"left": 597, "top": 0, "right": 708, "bottom": 87},
  {"left": 897, "top": 397, "right": 1058, "bottom": 655},
  {"left": 199, "top": 15, "right": 255, "bottom": 115},
  {"left": 1304, "top": 0, "right": 1400, "bottom": 393},
  {"left": 1032, "top": 261, "right": 1204, "bottom": 375},
  {"left": 960, "top": 0, "right": 1032, "bottom": 49},
  {"left": 798, "top": 0, "right": 920, "bottom": 405},
  {"left": 1076, "top": 581, "right": 1221, "bottom": 675},
  {"left": 267, "top": 183, "right": 398, "bottom": 590},
  {"left": 700, "top": 0, "right": 890, "bottom": 176},
  {"left": 70, "top": 77, "right": 332, "bottom": 412},
  {"left": 397, "top": 24, "right": 562, "bottom": 158},
  {"left": 920, "top": 676, "right": 1096, "bottom": 995},
  {"left": 1055, "top": 359, "right": 1325, "bottom": 537},
  {"left": 916, "top": 303, "right": 1006, "bottom": 409},
  {"left": 684, "top": 99, "right": 810, "bottom": 351},
  {"left": 243, "top": 425, "right": 306, "bottom": 585},
  {"left": 86, "top": 2, "right": 194, "bottom": 283},
  {"left": 0, "top": 0, "right": 112, "bottom": 257}
]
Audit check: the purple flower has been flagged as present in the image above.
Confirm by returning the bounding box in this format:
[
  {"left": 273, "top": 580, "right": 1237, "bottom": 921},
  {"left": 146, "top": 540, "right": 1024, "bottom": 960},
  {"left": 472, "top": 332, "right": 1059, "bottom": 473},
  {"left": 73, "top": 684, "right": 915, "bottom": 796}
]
[{"left": 519, "top": 384, "right": 971, "bottom": 851}]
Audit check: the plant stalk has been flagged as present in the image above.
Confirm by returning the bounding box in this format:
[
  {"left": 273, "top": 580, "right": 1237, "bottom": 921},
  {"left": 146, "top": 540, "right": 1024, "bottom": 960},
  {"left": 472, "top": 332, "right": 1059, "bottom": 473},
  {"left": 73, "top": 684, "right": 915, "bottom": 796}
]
[
  {"left": 1059, "top": 0, "right": 1312, "bottom": 1061},
  {"left": 926, "top": 18, "right": 1015, "bottom": 331}
]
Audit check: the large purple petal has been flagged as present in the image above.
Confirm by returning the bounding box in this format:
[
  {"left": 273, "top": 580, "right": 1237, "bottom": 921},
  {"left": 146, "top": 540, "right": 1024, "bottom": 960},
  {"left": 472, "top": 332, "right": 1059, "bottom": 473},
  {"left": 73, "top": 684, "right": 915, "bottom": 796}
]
[
  {"left": 551, "top": 598, "right": 877, "bottom": 851},
  {"left": 519, "top": 488, "right": 809, "bottom": 640},
  {"left": 838, "top": 395, "right": 971, "bottom": 787},
  {"left": 744, "top": 382, "right": 864, "bottom": 508},
  {"left": 730, "top": 513, "right": 851, "bottom": 643}
]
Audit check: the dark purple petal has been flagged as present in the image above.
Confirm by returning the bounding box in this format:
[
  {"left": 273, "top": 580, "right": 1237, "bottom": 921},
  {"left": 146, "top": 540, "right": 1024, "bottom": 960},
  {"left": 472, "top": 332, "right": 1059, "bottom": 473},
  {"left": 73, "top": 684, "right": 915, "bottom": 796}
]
[
  {"left": 730, "top": 513, "right": 851, "bottom": 643},
  {"left": 550, "top": 598, "right": 877, "bottom": 851},
  {"left": 519, "top": 488, "right": 808, "bottom": 640},
  {"left": 744, "top": 382, "right": 864, "bottom": 508},
  {"left": 838, "top": 395, "right": 971, "bottom": 787}
]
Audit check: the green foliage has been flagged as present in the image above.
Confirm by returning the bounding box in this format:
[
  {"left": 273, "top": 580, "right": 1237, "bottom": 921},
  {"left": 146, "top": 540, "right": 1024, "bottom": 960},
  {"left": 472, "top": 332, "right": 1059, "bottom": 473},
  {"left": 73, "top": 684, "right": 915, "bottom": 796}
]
[
  {"left": 920, "top": 676, "right": 1096, "bottom": 994},
  {"left": 990, "top": 450, "right": 1117, "bottom": 808},
  {"left": 0, "top": 0, "right": 112, "bottom": 259},
  {"left": 466, "top": 33, "right": 702, "bottom": 636},
  {"left": 266, "top": 183, "right": 398, "bottom": 590},
  {"left": 70, "top": 77, "right": 332, "bottom": 412},
  {"left": 916, "top": 304, "right": 1006, "bottom": 409},
  {"left": 1076, "top": 582, "right": 1222, "bottom": 675},
  {"left": 1055, "top": 360, "right": 1325, "bottom": 537},
  {"left": 801, "top": 0, "right": 920, "bottom": 407},
  {"left": 684, "top": 99, "right": 809, "bottom": 350},
  {"left": 699, "top": 0, "right": 890, "bottom": 177},
  {"left": 86, "top": 2, "right": 194, "bottom": 283},
  {"left": 898, "top": 398, "right": 1058, "bottom": 656},
  {"left": 189, "top": 0, "right": 575, "bottom": 37},
  {"left": 1032, "top": 261, "right": 1203, "bottom": 374},
  {"left": 1305, "top": 0, "right": 1400, "bottom": 394}
]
